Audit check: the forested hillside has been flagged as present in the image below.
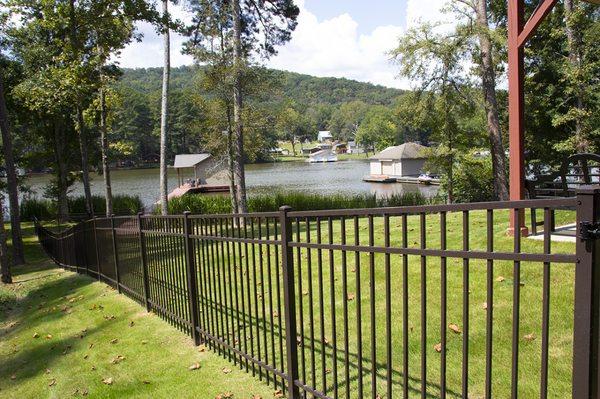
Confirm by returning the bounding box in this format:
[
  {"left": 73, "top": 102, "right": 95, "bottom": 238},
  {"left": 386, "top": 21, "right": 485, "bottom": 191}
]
[{"left": 118, "top": 66, "right": 404, "bottom": 106}]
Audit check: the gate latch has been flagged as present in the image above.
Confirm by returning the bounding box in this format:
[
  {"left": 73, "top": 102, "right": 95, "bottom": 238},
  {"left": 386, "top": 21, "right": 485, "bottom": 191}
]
[{"left": 580, "top": 221, "right": 600, "bottom": 241}]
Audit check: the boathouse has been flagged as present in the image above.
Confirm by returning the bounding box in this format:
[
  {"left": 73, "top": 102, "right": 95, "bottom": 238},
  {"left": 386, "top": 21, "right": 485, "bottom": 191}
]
[{"left": 369, "top": 142, "right": 428, "bottom": 177}]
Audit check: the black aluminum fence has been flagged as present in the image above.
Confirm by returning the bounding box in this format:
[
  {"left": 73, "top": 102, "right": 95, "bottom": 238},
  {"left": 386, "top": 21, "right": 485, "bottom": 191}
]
[{"left": 35, "top": 187, "right": 600, "bottom": 399}]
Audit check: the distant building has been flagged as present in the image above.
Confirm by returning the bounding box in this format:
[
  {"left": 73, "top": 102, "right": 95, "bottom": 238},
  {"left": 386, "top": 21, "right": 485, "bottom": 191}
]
[
  {"left": 173, "top": 154, "right": 226, "bottom": 186},
  {"left": 369, "top": 143, "right": 428, "bottom": 177},
  {"left": 332, "top": 142, "right": 347, "bottom": 154},
  {"left": 347, "top": 140, "right": 366, "bottom": 154},
  {"left": 317, "top": 130, "right": 333, "bottom": 142},
  {"left": 302, "top": 146, "right": 322, "bottom": 155}
]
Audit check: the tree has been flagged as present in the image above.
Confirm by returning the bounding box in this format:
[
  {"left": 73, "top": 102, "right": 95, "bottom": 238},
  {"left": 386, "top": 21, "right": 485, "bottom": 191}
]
[
  {"left": 329, "top": 100, "right": 369, "bottom": 142},
  {"left": 185, "top": 0, "right": 299, "bottom": 213},
  {"left": 0, "top": 11, "right": 25, "bottom": 265},
  {"left": 355, "top": 105, "right": 397, "bottom": 153},
  {"left": 392, "top": 24, "right": 480, "bottom": 203},
  {"left": 159, "top": 0, "right": 171, "bottom": 215},
  {"left": 0, "top": 195, "right": 11, "bottom": 283},
  {"left": 276, "top": 103, "right": 311, "bottom": 155}
]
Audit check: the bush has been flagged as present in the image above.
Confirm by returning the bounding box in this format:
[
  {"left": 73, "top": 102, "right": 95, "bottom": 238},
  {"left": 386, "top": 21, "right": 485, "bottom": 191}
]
[
  {"left": 442, "top": 155, "right": 496, "bottom": 203},
  {"left": 166, "top": 191, "right": 431, "bottom": 214},
  {"left": 69, "top": 195, "right": 143, "bottom": 216},
  {"left": 20, "top": 197, "right": 55, "bottom": 221}
]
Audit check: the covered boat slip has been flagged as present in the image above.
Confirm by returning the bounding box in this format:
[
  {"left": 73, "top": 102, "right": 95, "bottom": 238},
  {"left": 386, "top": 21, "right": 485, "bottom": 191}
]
[{"left": 169, "top": 154, "right": 229, "bottom": 200}]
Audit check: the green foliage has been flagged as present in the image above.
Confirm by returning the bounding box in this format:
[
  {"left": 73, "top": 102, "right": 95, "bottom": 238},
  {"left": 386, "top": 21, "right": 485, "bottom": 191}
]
[
  {"left": 441, "top": 154, "right": 496, "bottom": 203},
  {"left": 20, "top": 195, "right": 143, "bottom": 220},
  {"left": 355, "top": 105, "right": 398, "bottom": 152},
  {"left": 165, "top": 191, "right": 430, "bottom": 215}
]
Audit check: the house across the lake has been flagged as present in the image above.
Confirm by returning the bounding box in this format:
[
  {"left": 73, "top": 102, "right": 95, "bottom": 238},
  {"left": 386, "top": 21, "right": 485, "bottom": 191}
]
[
  {"left": 365, "top": 142, "right": 435, "bottom": 183},
  {"left": 317, "top": 130, "right": 333, "bottom": 142}
]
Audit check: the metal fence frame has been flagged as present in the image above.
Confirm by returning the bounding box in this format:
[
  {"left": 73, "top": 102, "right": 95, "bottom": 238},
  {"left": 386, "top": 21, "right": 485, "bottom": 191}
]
[{"left": 34, "top": 187, "right": 600, "bottom": 399}]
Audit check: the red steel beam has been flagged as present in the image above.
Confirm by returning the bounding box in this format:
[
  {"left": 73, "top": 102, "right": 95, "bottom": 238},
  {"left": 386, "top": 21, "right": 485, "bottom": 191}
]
[{"left": 518, "top": 0, "right": 558, "bottom": 47}]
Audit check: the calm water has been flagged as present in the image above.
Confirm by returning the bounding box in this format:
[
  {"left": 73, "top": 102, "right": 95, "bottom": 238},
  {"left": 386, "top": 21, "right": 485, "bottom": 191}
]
[{"left": 21, "top": 159, "right": 438, "bottom": 208}]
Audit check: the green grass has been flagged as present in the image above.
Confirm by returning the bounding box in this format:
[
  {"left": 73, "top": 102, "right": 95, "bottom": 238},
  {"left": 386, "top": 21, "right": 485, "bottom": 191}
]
[{"left": 0, "top": 224, "right": 275, "bottom": 398}]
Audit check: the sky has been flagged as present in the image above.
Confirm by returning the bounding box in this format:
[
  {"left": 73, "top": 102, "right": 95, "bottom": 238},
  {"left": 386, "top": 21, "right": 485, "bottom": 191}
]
[{"left": 116, "top": 0, "right": 450, "bottom": 90}]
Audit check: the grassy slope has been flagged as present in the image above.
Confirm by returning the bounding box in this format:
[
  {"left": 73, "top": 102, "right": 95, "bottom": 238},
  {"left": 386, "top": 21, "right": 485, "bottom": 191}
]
[{"left": 0, "top": 223, "right": 275, "bottom": 398}]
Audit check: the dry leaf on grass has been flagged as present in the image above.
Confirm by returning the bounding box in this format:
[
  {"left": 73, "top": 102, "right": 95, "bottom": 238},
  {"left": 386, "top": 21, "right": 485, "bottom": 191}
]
[
  {"left": 45, "top": 334, "right": 53, "bottom": 339},
  {"left": 189, "top": 362, "right": 201, "bottom": 370},
  {"left": 110, "top": 355, "right": 126, "bottom": 364},
  {"left": 482, "top": 302, "right": 488, "bottom": 310},
  {"left": 33, "top": 332, "right": 39, "bottom": 338},
  {"left": 273, "top": 389, "right": 284, "bottom": 398},
  {"left": 143, "top": 380, "right": 151, "bottom": 385},
  {"left": 215, "top": 392, "right": 233, "bottom": 399},
  {"left": 102, "top": 377, "right": 113, "bottom": 385},
  {"left": 496, "top": 276, "right": 505, "bottom": 282},
  {"left": 251, "top": 395, "right": 262, "bottom": 399},
  {"left": 48, "top": 379, "right": 56, "bottom": 387},
  {"left": 45, "top": 369, "right": 51, "bottom": 374},
  {"left": 449, "top": 324, "right": 461, "bottom": 334},
  {"left": 198, "top": 345, "right": 206, "bottom": 352},
  {"left": 109, "top": 338, "right": 118, "bottom": 344},
  {"left": 524, "top": 333, "right": 535, "bottom": 341},
  {"left": 347, "top": 293, "right": 355, "bottom": 301},
  {"left": 434, "top": 343, "right": 442, "bottom": 353},
  {"left": 10, "top": 374, "right": 16, "bottom": 380},
  {"left": 129, "top": 321, "right": 135, "bottom": 327}
]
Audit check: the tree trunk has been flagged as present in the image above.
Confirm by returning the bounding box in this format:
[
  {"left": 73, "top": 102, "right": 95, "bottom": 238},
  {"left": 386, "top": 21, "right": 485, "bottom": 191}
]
[
  {"left": 475, "top": 0, "right": 509, "bottom": 201},
  {"left": 99, "top": 86, "right": 113, "bottom": 216},
  {"left": 75, "top": 108, "right": 94, "bottom": 217},
  {"left": 291, "top": 138, "right": 296, "bottom": 156},
  {"left": 54, "top": 121, "right": 69, "bottom": 222},
  {"left": 0, "top": 195, "right": 12, "bottom": 284},
  {"left": 0, "top": 66, "right": 25, "bottom": 265},
  {"left": 159, "top": 0, "right": 170, "bottom": 216},
  {"left": 232, "top": 0, "right": 248, "bottom": 214},
  {"left": 564, "top": 0, "right": 587, "bottom": 152},
  {"left": 226, "top": 107, "right": 239, "bottom": 214}
]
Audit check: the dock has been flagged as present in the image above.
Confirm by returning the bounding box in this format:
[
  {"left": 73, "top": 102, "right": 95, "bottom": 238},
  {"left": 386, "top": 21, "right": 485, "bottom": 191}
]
[
  {"left": 362, "top": 175, "right": 441, "bottom": 185},
  {"left": 167, "top": 184, "right": 229, "bottom": 201}
]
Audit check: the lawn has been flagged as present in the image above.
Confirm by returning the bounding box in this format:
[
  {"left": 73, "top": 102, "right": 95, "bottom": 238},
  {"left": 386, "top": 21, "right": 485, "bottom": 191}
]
[{"left": 0, "top": 223, "right": 276, "bottom": 398}]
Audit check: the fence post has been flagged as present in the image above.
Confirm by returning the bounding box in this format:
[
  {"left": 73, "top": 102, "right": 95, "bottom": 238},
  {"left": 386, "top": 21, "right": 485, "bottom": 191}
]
[
  {"left": 110, "top": 215, "right": 121, "bottom": 294},
  {"left": 137, "top": 212, "right": 151, "bottom": 312},
  {"left": 92, "top": 217, "right": 101, "bottom": 281},
  {"left": 279, "top": 206, "right": 300, "bottom": 399},
  {"left": 572, "top": 186, "right": 600, "bottom": 399},
  {"left": 183, "top": 211, "right": 201, "bottom": 345}
]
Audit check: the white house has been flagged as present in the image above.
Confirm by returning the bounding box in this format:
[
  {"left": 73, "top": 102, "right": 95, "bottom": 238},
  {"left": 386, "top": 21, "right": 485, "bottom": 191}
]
[
  {"left": 317, "top": 130, "right": 333, "bottom": 142},
  {"left": 369, "top": 143, "right": 428, "bottom": 177}
]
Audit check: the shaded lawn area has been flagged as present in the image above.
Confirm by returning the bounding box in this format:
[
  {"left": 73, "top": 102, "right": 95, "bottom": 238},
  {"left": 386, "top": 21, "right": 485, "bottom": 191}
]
[{"left": 0, "top": 223, "right": 275, "bottom": 398}]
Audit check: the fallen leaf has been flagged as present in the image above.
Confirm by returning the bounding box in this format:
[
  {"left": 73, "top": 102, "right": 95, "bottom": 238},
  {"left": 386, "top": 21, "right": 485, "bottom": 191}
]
[
  {"left": 143, "top": 380, "right": 151, "bottom": 385},
  {"left": 110, "top": 355, "right": 126, "bottom": 364},
  {"left": 141, "top": 340, "right": 148, "bottom": 345},
  {"left": 129, "top": 321, "right": 135, "bottom": 327},
  {"left": 198, "top": 345, "right": 206, "bottom": 352},
  {"left": 81, "top": 388, "right": 89, "bottom": 396},
  {"left": 215, "top": 392, "right": 233, "bottom": 399},
  {"left": 251, "top": 395, "right": 262, "bottom": 399},
  {"left": 449, "top": 324, "right": 461, "bottom": 334},
  {"left": 83, "top": 354, "right": 88, "bottom": 360},
  {"left": 496, "top": 276, "right": 505, "bottom": 282},
  {"left": 48, "top": 379, "right": 56, "bottom": 387},
  {"left": 10, "top": 374, "right": 16, "bottom": 380},
  {"left": 482, "top": 302, "right": 488, "bottom": 310},
  {"left": 434, "top": 343, "right": 442, "bottom": 353},
  {"left": 45, "top": 334, "right": 53, "bottom": 339},
  {"left": 45, "top": 369, "right": 51, "bottom": 374},
  {"left": 347, "top": 293, "right": 355, "bottom": 301},
  {"left": 102, "top": 377, "right": 113, "bottom": 385},
  {"left": 189, "top": 362, "right": 201, "bottom": 370},
  {"left": 88, "top": 343, "right": 94, "bottom": 349},
  {"left": 272, "top": 311, "right": 278, "bottom": 318},
  {"left": 91, "top": 366, "right": 96, "bottom": 371},
  {"left": 273, "top": 389, "right": 284, "bottom": 398},
  {"left": 222, "top": 367, "right": 232, "bottom": 374},
  {"left": 524, "top": 333, "right": 535, "bottom": 341},
  {"left": 109, "top": 338, "right": 118, "bottom": 344}
]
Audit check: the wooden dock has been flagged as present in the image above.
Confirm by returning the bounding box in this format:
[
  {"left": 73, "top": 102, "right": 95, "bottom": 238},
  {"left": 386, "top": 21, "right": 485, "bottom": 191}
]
[{"left": 363, "top": 175, "right": 441, "bottom": 185}]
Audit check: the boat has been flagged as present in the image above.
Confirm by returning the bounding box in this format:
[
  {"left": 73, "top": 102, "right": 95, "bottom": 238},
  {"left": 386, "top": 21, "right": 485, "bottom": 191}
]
[
  {"left": 307, "top": 149, "right": 337, "bottom": 163},
  {"left": 418, "top": 173, "right": 436, "bottom": 185}
]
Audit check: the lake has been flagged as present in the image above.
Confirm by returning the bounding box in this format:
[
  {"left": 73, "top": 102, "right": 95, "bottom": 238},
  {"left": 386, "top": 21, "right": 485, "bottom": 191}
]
[{"left": 20, "top": 159, "right": 439, "bottom": 209}]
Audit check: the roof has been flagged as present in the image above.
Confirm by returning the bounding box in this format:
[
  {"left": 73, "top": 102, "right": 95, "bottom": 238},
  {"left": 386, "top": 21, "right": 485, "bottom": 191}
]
[
  {"left": 318, "top": 130, "right": 332, "bottom": 137},
  {"left": 370, "top": 143, "right": 428, "bottom": 161},
  {"left": 173, "top": 154, "right": 212, "bottom": 168}
]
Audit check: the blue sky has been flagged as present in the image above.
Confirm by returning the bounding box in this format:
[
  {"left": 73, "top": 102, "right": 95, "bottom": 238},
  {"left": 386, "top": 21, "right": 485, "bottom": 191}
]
[{"left": 117, "top": 0, "right": 448, "bottom": 89}]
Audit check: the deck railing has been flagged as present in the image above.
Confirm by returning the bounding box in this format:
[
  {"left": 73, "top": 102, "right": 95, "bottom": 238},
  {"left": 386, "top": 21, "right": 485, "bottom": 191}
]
[{"left": 35, "top": 187, "right": 600, "bottom": 399}]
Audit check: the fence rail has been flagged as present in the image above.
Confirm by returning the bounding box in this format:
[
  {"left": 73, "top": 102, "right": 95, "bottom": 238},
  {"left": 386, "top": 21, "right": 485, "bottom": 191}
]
[{"left": 35, "top": 188, "right": 600, "bottom": 399}]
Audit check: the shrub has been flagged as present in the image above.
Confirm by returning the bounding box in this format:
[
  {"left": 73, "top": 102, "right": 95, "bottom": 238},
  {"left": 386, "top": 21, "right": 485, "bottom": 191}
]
[
  {"left": 69, "top": 195, "right": 143, "bottom": 216},
  {"left": 442, "top": 154, "right": 496, "bottom": 203},
  {"left": 20, "top": 197, "right": 55, "bottom": 221}
]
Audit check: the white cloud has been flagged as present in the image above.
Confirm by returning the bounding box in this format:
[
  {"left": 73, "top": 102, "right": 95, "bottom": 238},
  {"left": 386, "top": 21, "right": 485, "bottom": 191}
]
[
  {"left": 406, "top": 0, "right": 453, "bottom": 31},
  {"left": 267, "top": 1, "right": 406, "bottom": 89},
  {"left": 115, "top": 3, "right": 194, "bottom": 68}
]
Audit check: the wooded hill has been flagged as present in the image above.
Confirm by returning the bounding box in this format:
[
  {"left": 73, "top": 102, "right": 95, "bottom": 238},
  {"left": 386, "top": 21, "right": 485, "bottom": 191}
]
[{"left": 118, "top": 66, "right": 404, "bottom": 107}]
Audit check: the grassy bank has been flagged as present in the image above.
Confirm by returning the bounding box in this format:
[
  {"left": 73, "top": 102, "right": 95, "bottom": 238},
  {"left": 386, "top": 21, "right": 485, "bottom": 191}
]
[
  {"left": 0, "top": 224, "right": 274, "bottom": 398},
  {"left": 20, "top": 195, "right": 144, "bottom": 221}
]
